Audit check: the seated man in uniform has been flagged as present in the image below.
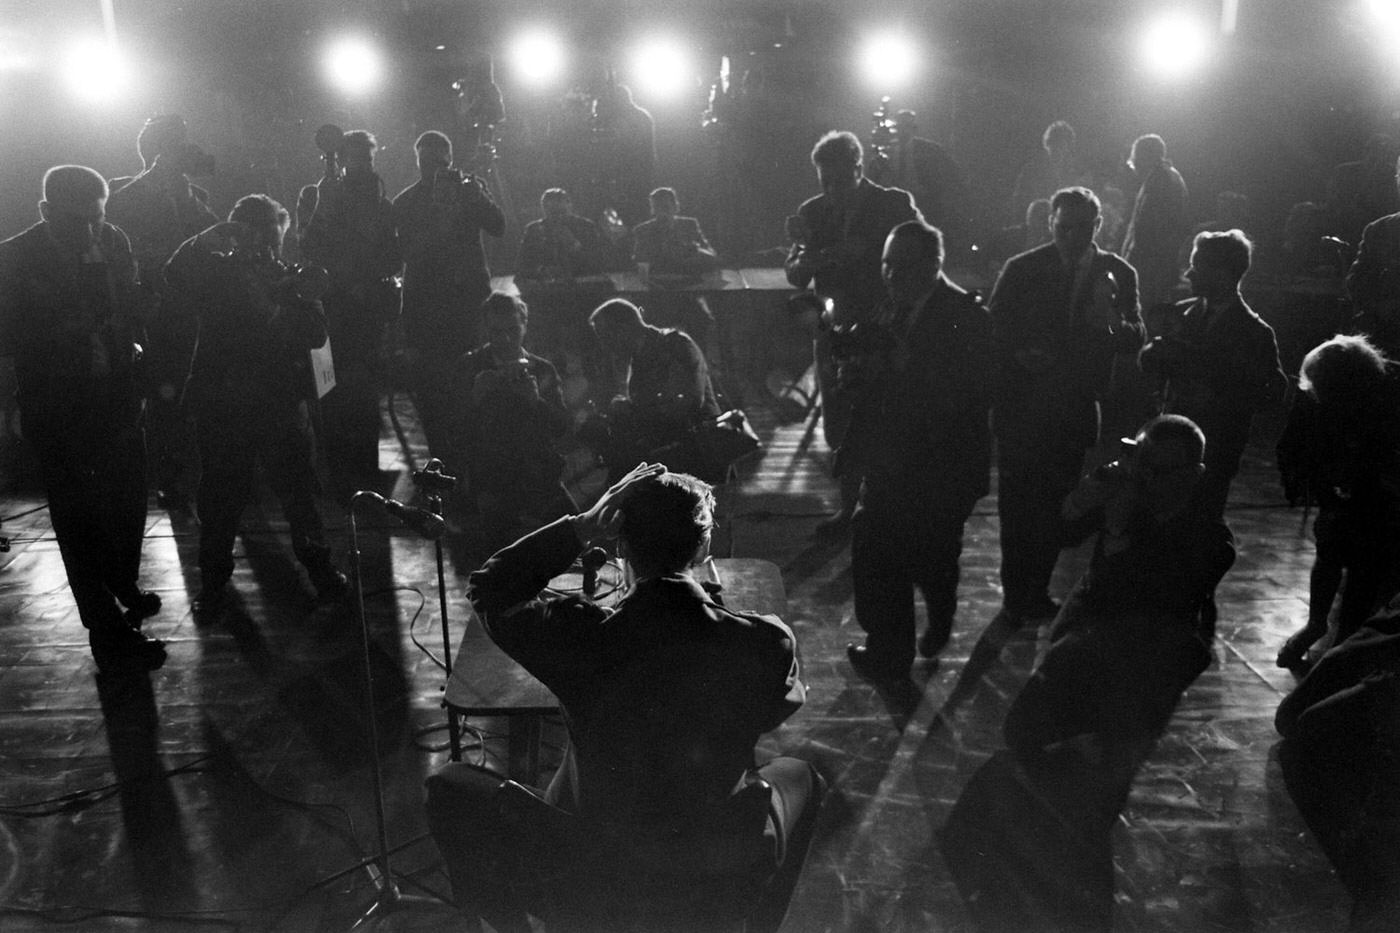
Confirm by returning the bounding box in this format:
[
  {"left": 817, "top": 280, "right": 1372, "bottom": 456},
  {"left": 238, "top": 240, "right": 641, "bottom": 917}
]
[{"left": 425, "top": 464, "right": 824, "bottom": 932}]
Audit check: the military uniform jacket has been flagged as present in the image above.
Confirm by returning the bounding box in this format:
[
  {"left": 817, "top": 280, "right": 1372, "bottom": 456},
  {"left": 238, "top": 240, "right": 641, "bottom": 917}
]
[{"left": 468, "top": 517, "right": 805, "bottom": 831}]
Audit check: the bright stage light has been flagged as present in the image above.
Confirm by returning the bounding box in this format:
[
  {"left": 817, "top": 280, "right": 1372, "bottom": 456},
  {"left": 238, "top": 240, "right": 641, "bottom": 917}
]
[
  {"left": 509, "top": 28, "right": 566, "bottom": 88},
  {"left": 628, "top": 36, "right": 694, "bottom": 100},
  {"left": 1139, "top": 12, "right": 1212, "bottom": 80},
  {"left": 1370, "top": 0, "right": 1400, "bottom": 28},
  {"left": 322, "top": 36, "right": 383, "bottom": 97},
  {"left": 857, "top": 30, "right": 920, "bottom": 92},
  {"left": 61, "top": 37, "right": 132, "bottom": 104}
]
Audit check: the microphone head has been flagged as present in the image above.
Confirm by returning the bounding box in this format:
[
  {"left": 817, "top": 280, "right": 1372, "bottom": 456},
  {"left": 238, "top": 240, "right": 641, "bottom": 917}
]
[
  {"left": 383, "top": 499, "right": 448, "bottom": 539},
  {"left": 581, "top": 546, "right": 609, "bottom": 572}
]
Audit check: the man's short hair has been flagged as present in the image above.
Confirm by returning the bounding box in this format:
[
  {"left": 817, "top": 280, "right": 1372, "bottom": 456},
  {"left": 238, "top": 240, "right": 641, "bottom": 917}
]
[
  {"left": 1192, "top": 229, "right": 1252, "bottom": 281},
  {"left": 1043, "top": 120, "right": 1076, "bottom": 151},
  {"left": 481, "top": 291, "right": 528, "bottom": 323},
  {"left": 1050, "top": 186, "right": 1101, "bottom": 220},
  {"left": 1132, "top": 133, "right": 1168, "bottom": 164},
  {"left": 42, "top": 165, "right": 108, "bottom": 208},
  {"left": 589, "top": 298, "right": 645, "bottom": 330},
  {"left": 811, "top": 131, "right": 863, "bottom": 169},
  {"left": 619, "top": 472, "right": 716, "bottom": 575},
  {"left": 229, "top": 194, "right": 290, "bottom": 234},
  {"left": 540, "top": 187, "right": 569, "bottom": 209},
  {"left": 649, "top": 187, "right": 678, "bottom": 206},
  {"left": 889, "top": 219, "right": 945, "bottom": 265},
  {"left": 415, "top": 130, "right": 452, "bottom": 154},
  {"left": 1138, "top": 414, "right": 1206, "bottom": 463},
  {"left": 1026, "top": 198, "right": 1052, "bottom": 227},
  {"left": 137, "top": 114, "right": 188, "bottom": 166},
  {"left": 1299, "top": 333, "right": 1388, "bottom": 402},
  {"left": 341, "top": 130, "right": 377, "bottom": 155}
]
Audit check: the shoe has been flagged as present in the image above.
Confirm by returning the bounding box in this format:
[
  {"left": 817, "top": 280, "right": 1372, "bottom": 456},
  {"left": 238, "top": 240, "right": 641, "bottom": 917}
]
[
  {"left": 1277, "top": 630, "right": 1321, "bottom": 669},
  {"left": 846, "top": 644, "right": 908, "bottom": 682},
  {"left": 90, "top": 625, "right": 167, "bottom": 673},
  {"left": 814, "top": 507, "right": 854, "bottom": 538},
  {"left": 918, "top": 625, "right": 951, "bottom": 660},
  {"left": 193, "top": 578, "right": 229, "bottom": 615},
  {"left": 119, "top": 590, "right": 162, "bottom": 623}
]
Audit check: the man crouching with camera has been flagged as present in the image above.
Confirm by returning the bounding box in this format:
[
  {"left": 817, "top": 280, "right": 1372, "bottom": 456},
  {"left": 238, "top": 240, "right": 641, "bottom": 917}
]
[
  {"left": 426, "top": 463, "right": 825, "bottom": 932},
  {"left": 164, "top": 195, "right": 347, "bottom": 611},
  {"left": 453, "top": 292, "right": 572, "bottom": 553}
]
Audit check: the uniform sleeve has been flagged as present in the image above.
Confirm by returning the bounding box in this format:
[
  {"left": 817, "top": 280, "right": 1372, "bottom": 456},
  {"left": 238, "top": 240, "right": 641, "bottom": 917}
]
[
  {"left": 754, "top": 614, "right": 806, "bottom": 733},
  {"left": 466, "top": 517, "right": 613, "bottom": 684}
]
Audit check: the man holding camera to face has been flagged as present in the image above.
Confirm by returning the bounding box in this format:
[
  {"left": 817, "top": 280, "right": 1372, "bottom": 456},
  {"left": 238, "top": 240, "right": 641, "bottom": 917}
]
[
  {"left": 164, "top": 195, "right": 347, "bottom": 611},
  {"left": 300, "top": 128, "right": 401, "bottom": 486},
  {"left": 944, "top": 416, "right": 1234, "bottom": 932},
  {"left": 454, "top": 292, "right": 572, "bottom": 552},
  {"left": 392, "top": 131, "right": 506, "bottom": 468}
]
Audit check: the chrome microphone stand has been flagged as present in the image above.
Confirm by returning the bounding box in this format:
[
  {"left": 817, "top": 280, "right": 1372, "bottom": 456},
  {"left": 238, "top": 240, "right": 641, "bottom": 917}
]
[
  {"left": 411, "top": 459, "right": 464, "bottom": 759},
  {"left": 342, "top": 489, "right": 450, "bottom": 929}
]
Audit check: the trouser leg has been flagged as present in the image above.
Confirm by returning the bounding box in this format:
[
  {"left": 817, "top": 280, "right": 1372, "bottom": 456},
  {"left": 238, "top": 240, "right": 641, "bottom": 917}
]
[
  {"left": 851, "top": 504, "right": 915, "bottom": 669},
  {"left": 746, "top": 758, "right": 827, "bottom": 933},
  {"left": 997, "top": 446, "right": 1083, "bottom": 618},
  {"left": 100, "top": 425, "right": 150, "bottom": 605},
  {"left": 424, "top": 764, "right": 540, "bottom": 933},
  {"left": 196, "top": 411, "right": 256, "bottom": 584},
  {"left": 262, "top": 401, "right": 332, "bottom": 569},
  {"left": 37, "top": 446, "right": 126, "bottom": 631},
  {"left": 915, "top": 507, "right": 973, "bottom": 655}
]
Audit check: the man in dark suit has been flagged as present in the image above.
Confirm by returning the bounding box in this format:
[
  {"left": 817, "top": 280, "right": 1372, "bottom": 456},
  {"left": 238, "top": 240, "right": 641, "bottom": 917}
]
[
  {"left": 516, "top": 187, "right": 605, "bottom": 282},
  {"left": 1139, "top": 229, "right": 1286, "bottom": 523},
  {"left": 426, "top": 465, "right": 823, "bottom": 931},
  {"left": 785, "top": 130, "right": 920, "bottom": 533},
  {"left": 842, "top": 220, "right": 992, "bottom": 680},
  {"left": 989, "top": 186, "right": 1144, "bottom": 624},
  {"left": 631, "top": 186, "right": 719, "bottom": 277},
  {"left": 0, "top": 165, "right": 166, "bottom": 671},
  {"left": 392, "top": 130, "right": 506, "bottom": 467},
  {"left": 1121, "top": 133, "right": 1190, "bottom": 307}
]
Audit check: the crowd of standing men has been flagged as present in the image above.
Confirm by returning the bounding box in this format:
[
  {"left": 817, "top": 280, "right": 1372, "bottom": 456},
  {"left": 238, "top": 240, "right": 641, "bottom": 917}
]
[{"left": 5, "top": 100, "right": 1400, "bottom": 928}]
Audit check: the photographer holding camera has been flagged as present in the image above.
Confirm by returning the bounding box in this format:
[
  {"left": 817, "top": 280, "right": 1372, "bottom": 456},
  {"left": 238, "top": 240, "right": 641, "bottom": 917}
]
[
  {"left": 785, "top": 130, "right": 920, "bottom": 534},
  {"left": 106, "top": 114, "right": 219, "bottom": 512},
  {"left": 164, "top": 195, "right": 347, "bottom": 611},
  {"left": 299, "top": 128, "right": 401, "bottom": 486},
  {"left": 392, "top": 130, "right": 506, "bottom": 467},
  {"left": 943, "top": 416, "right": 1233, "bottom": 931},
  {"left": 454, "top": 293, "right": 572, "bottom": 551}
]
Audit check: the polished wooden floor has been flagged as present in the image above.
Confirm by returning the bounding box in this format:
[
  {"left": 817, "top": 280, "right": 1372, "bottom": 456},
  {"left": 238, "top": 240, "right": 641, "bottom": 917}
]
[{"left": 0, "top": 324, "right": 1348, "bottom": 931}]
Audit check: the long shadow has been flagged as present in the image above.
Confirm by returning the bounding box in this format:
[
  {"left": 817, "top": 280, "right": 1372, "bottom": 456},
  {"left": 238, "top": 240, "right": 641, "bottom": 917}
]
[{"left": 94, "top": 669, "right": 200, "bottom": 913}]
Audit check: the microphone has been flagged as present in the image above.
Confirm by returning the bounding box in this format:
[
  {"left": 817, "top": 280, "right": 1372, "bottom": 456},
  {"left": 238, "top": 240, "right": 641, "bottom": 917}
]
[
  {"left": 383, "top": 498, "right": 447, "bottom": 540},
  {"left": 412, "top": 458, "right": 459, "bottom": 493},
  {"left": 581, "top": 547, "right": 609, "bottom": 597}
]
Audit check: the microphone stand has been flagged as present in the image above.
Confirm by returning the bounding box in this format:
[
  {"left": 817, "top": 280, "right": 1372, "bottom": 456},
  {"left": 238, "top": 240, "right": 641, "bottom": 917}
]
[
  {"left": 427, "top": 486, "right": 462, "bottom": 760},
  {"left": 342, "top": 490, "right": 450, "bottom": 929}
]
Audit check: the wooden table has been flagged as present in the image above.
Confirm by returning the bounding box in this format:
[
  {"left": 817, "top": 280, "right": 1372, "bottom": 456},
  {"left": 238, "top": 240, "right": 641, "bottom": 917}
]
[{"left": 442, "top": 557, "right": 786, "bottom": 780}]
